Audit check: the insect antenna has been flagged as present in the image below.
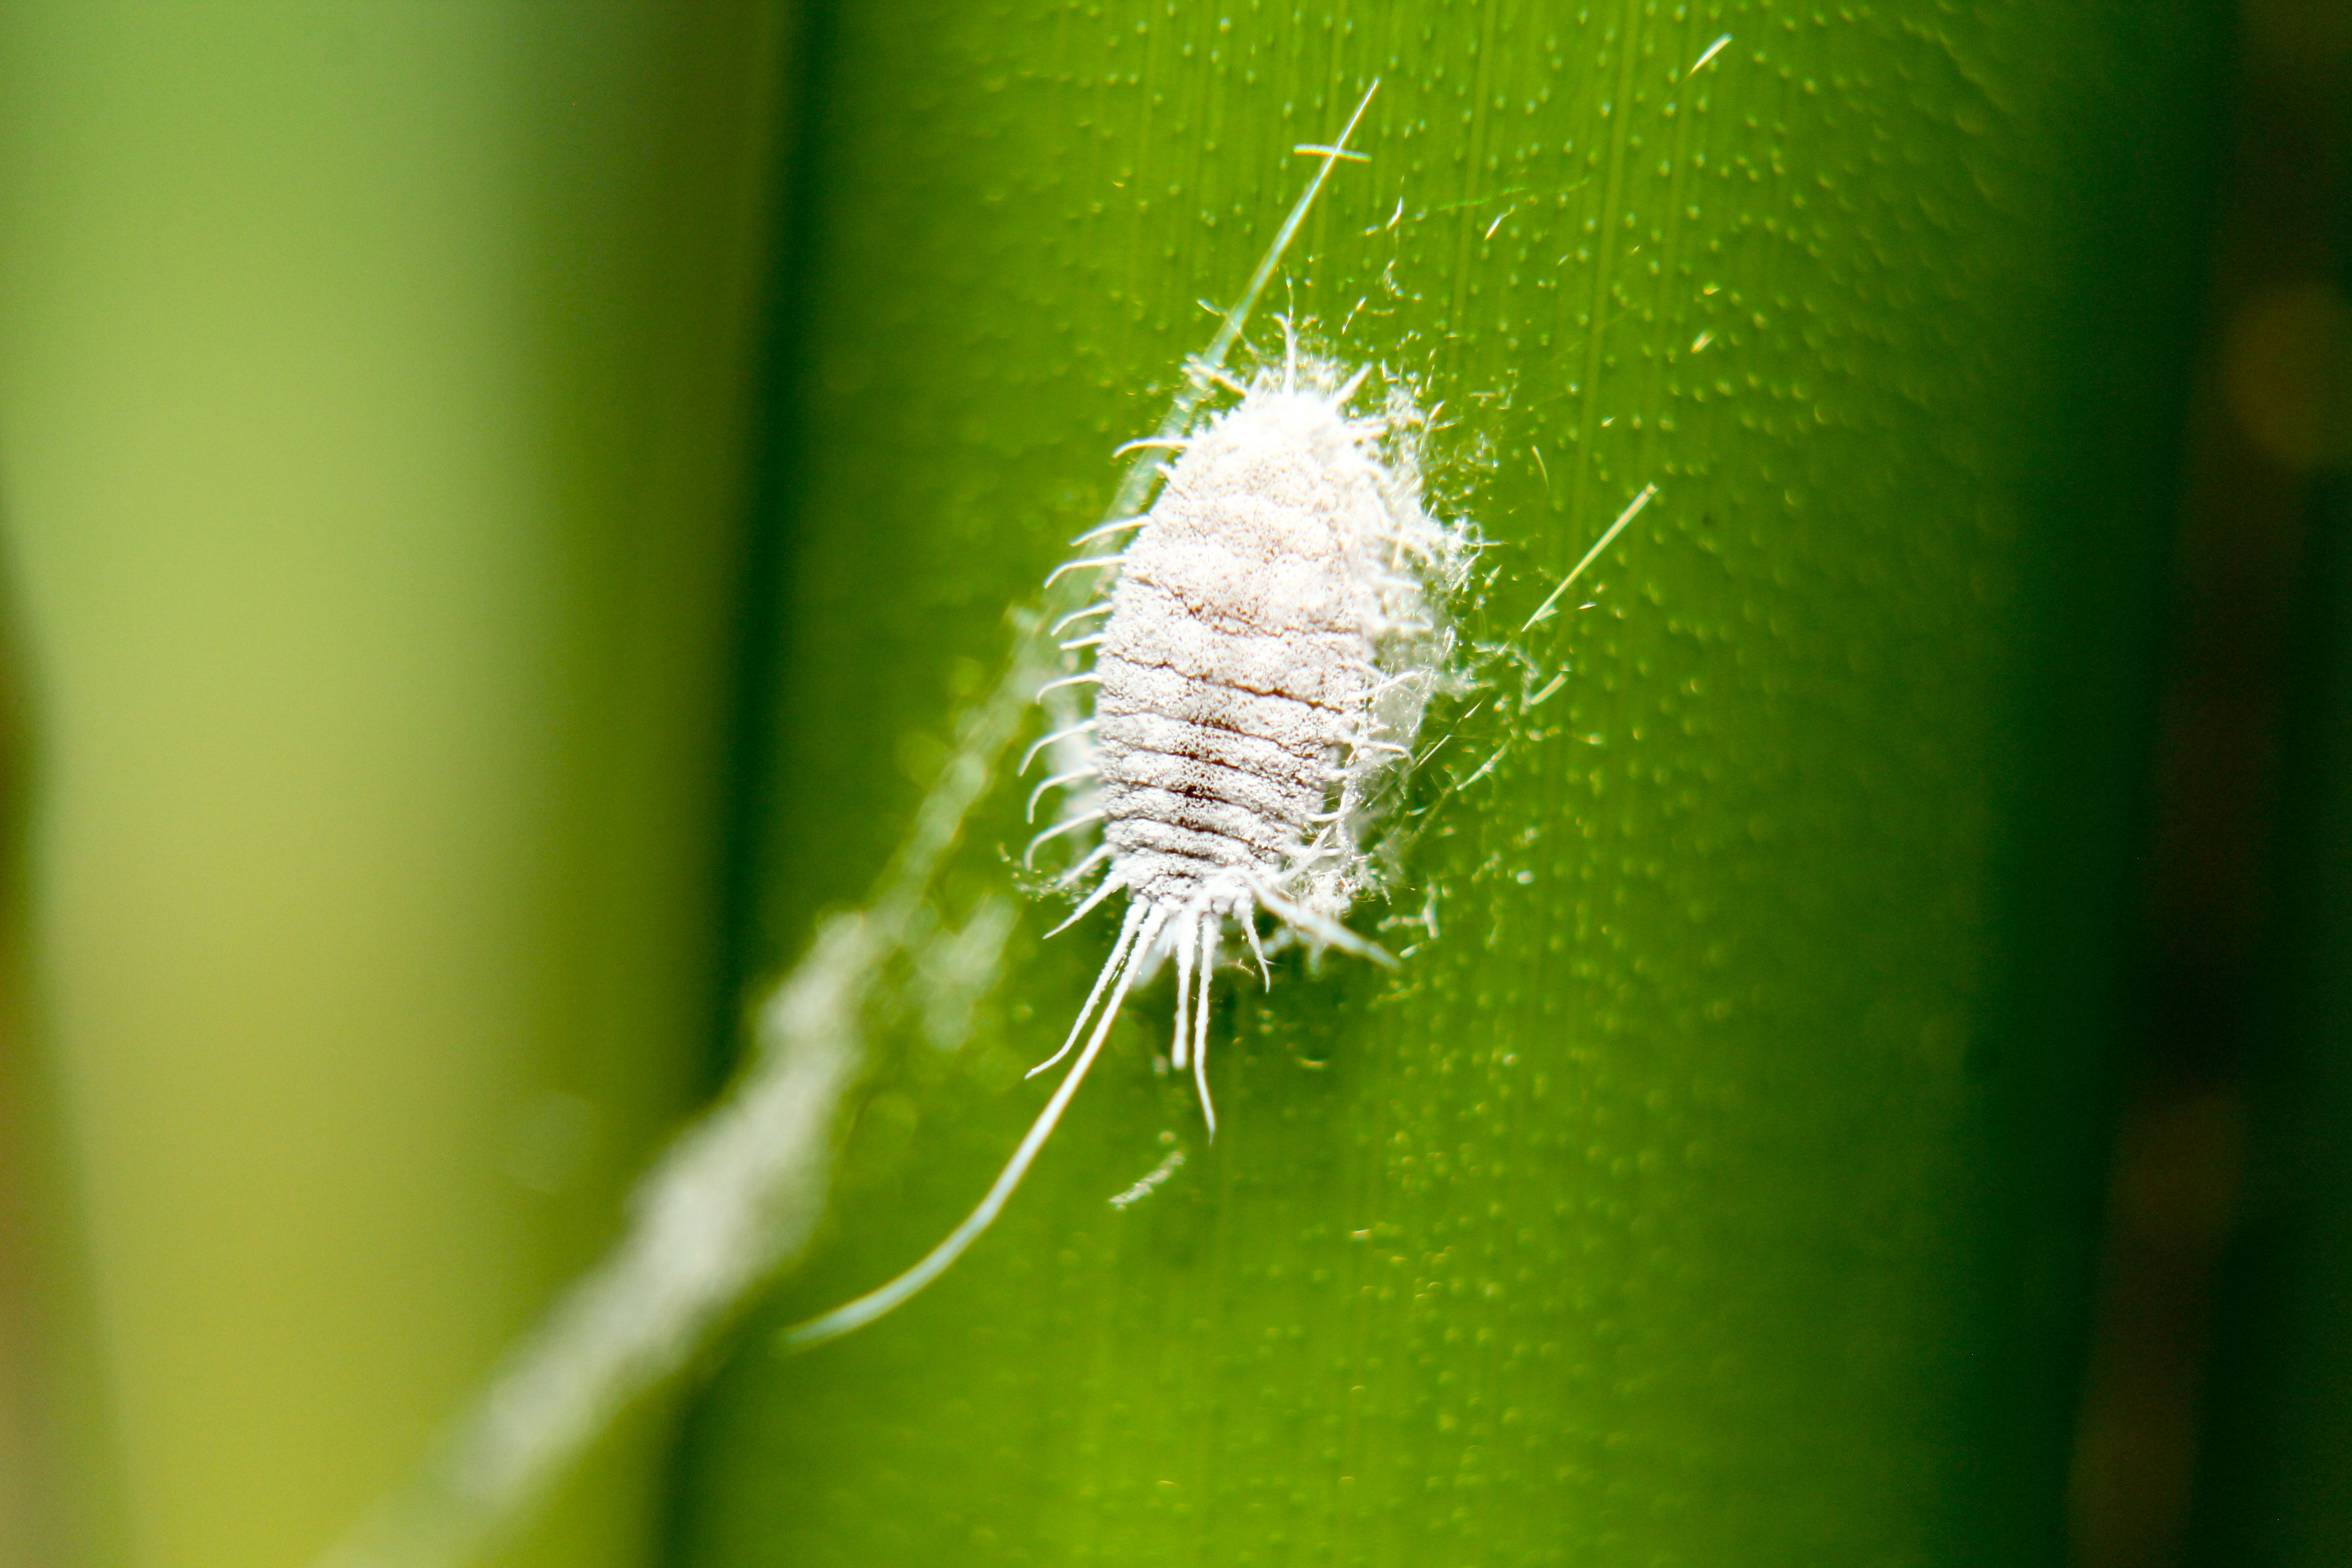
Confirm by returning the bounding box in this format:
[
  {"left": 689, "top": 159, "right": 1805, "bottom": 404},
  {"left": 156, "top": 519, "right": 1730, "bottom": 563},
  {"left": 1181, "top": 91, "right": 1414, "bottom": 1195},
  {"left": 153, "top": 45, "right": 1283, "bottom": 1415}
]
[{"left": 780, "top": 904, "right": 1170, "bottom": 1351}]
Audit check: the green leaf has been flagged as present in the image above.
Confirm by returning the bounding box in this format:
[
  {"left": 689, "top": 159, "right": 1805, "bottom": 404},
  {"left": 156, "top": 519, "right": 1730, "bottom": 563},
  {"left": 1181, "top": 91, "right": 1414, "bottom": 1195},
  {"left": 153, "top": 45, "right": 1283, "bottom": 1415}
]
[
  {"left": 0, "top": 7, "right": 789, "bottom": 1565},
  {"left": 678, "top": 3, "right": 2228, "bottom": 1563}
]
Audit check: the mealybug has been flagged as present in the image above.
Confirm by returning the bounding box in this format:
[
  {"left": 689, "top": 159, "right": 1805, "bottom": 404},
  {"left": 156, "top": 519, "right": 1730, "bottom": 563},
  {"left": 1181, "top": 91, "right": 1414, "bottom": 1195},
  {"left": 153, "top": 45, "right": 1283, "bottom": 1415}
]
[
  {"left": 783, "top": 331, "right": 1470, "bottom": 1348},
  {"left": 1031, "top": 337, "right": 1469, "bottom": 1135},
  {"left": 781, "top": 81, "right": 1477, "bottom": 1349}
]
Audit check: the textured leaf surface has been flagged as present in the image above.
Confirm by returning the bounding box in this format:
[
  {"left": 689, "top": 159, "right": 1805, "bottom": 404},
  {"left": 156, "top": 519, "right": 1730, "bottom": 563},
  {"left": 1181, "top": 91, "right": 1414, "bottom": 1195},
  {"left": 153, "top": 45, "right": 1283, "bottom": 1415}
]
[{"left": 678, "top": 3, "right": 2225, "bottom": 1563}]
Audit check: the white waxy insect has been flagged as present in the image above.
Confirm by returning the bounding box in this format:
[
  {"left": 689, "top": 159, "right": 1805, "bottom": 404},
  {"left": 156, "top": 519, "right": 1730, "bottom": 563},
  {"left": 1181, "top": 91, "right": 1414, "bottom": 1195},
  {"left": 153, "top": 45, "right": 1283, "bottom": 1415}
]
[
  {"left": 1035, "top": 338, "right": 1470, "bottom": 1125},
  {"left": 782, "top": 339, "right": 1470, "bottom": 1349},
  {"left": 781, "top": 78, "right": 1474, "bottom": 1350}
]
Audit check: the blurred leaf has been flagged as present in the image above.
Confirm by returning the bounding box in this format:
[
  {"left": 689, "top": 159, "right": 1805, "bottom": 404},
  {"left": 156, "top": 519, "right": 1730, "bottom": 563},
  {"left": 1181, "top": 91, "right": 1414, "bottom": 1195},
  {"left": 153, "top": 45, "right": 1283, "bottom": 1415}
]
[
  {"left": 2187, "top": 221, "right": 2352, "bottom": 1568},
  {"left": 0, "top": 6, "right": 790, "bottom": 1565}
]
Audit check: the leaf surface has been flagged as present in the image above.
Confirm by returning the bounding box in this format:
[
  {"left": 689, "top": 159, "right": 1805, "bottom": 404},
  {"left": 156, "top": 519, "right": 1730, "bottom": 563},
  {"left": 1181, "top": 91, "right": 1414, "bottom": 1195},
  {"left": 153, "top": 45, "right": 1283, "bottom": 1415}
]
[{"left": 678, "top": 4, "right": 2228, "bottom": 1563}]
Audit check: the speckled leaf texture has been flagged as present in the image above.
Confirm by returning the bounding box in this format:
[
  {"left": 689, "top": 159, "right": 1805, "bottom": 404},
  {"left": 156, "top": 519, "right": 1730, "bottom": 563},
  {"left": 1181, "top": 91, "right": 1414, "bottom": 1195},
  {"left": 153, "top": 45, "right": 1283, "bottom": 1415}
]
[{"left": 676, "top": 3, "right": 2226, "bottom": 1565}]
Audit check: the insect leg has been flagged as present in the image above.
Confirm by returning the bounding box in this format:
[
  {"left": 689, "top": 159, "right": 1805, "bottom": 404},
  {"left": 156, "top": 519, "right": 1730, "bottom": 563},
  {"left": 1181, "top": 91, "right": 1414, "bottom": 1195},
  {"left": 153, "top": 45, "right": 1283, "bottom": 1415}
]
[
  {"left": 1248, "top": 875, "right": 1398, "bottom": 969},
  {"left": 1241, "top": 902, "right": 1272, "bottom": 987}
]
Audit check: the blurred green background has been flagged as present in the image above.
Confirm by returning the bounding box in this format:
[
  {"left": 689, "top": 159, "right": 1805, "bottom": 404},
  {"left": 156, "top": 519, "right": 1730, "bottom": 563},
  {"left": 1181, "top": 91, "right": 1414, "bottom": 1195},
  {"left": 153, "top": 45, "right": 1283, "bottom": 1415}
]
[
  {"left": 0, "top": 5, "right": 788, "bottom": 1565},
  {"left": 0, "top": 3, "right": 2338, "bottom": 1568}
]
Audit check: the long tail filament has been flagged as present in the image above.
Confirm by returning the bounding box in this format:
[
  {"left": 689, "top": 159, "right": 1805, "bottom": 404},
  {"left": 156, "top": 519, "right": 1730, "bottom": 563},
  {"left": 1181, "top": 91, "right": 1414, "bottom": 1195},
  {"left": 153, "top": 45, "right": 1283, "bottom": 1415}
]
[{"left": 779, "top": 903, "right": 1170, "bottom": 1351}]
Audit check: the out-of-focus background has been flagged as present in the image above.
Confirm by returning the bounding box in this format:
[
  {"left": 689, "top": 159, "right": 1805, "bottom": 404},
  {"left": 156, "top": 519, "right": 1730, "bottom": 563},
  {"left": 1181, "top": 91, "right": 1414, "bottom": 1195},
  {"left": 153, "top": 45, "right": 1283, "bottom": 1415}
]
[
  {"left": 0, "top": 2, "right": 2337, "bottom": 1567},
  {"left": 0, "top": 7, "right": 789, "bottom": 1565}
]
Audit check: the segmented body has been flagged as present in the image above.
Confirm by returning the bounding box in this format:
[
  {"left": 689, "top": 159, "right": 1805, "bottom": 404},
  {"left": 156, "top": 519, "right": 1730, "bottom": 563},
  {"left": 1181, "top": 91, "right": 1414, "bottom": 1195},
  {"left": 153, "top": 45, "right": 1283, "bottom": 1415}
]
[
  {"left": 1098, "top": 387, "right": 1380, "bottom": 902},
  {"left": 1030, "top": 353, "right": 1465, "bottom": 1132}
]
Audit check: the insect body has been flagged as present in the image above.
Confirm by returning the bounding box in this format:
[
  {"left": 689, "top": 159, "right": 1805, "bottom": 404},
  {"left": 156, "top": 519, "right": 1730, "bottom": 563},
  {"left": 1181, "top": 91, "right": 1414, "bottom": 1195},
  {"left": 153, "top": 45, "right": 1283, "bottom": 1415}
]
[
  {"left": 1038, "top": 352, "right": 1467, "bottom": 1129},
  {"left": 783, "top": 348, "right": 1466, "bottom": 1350}
]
